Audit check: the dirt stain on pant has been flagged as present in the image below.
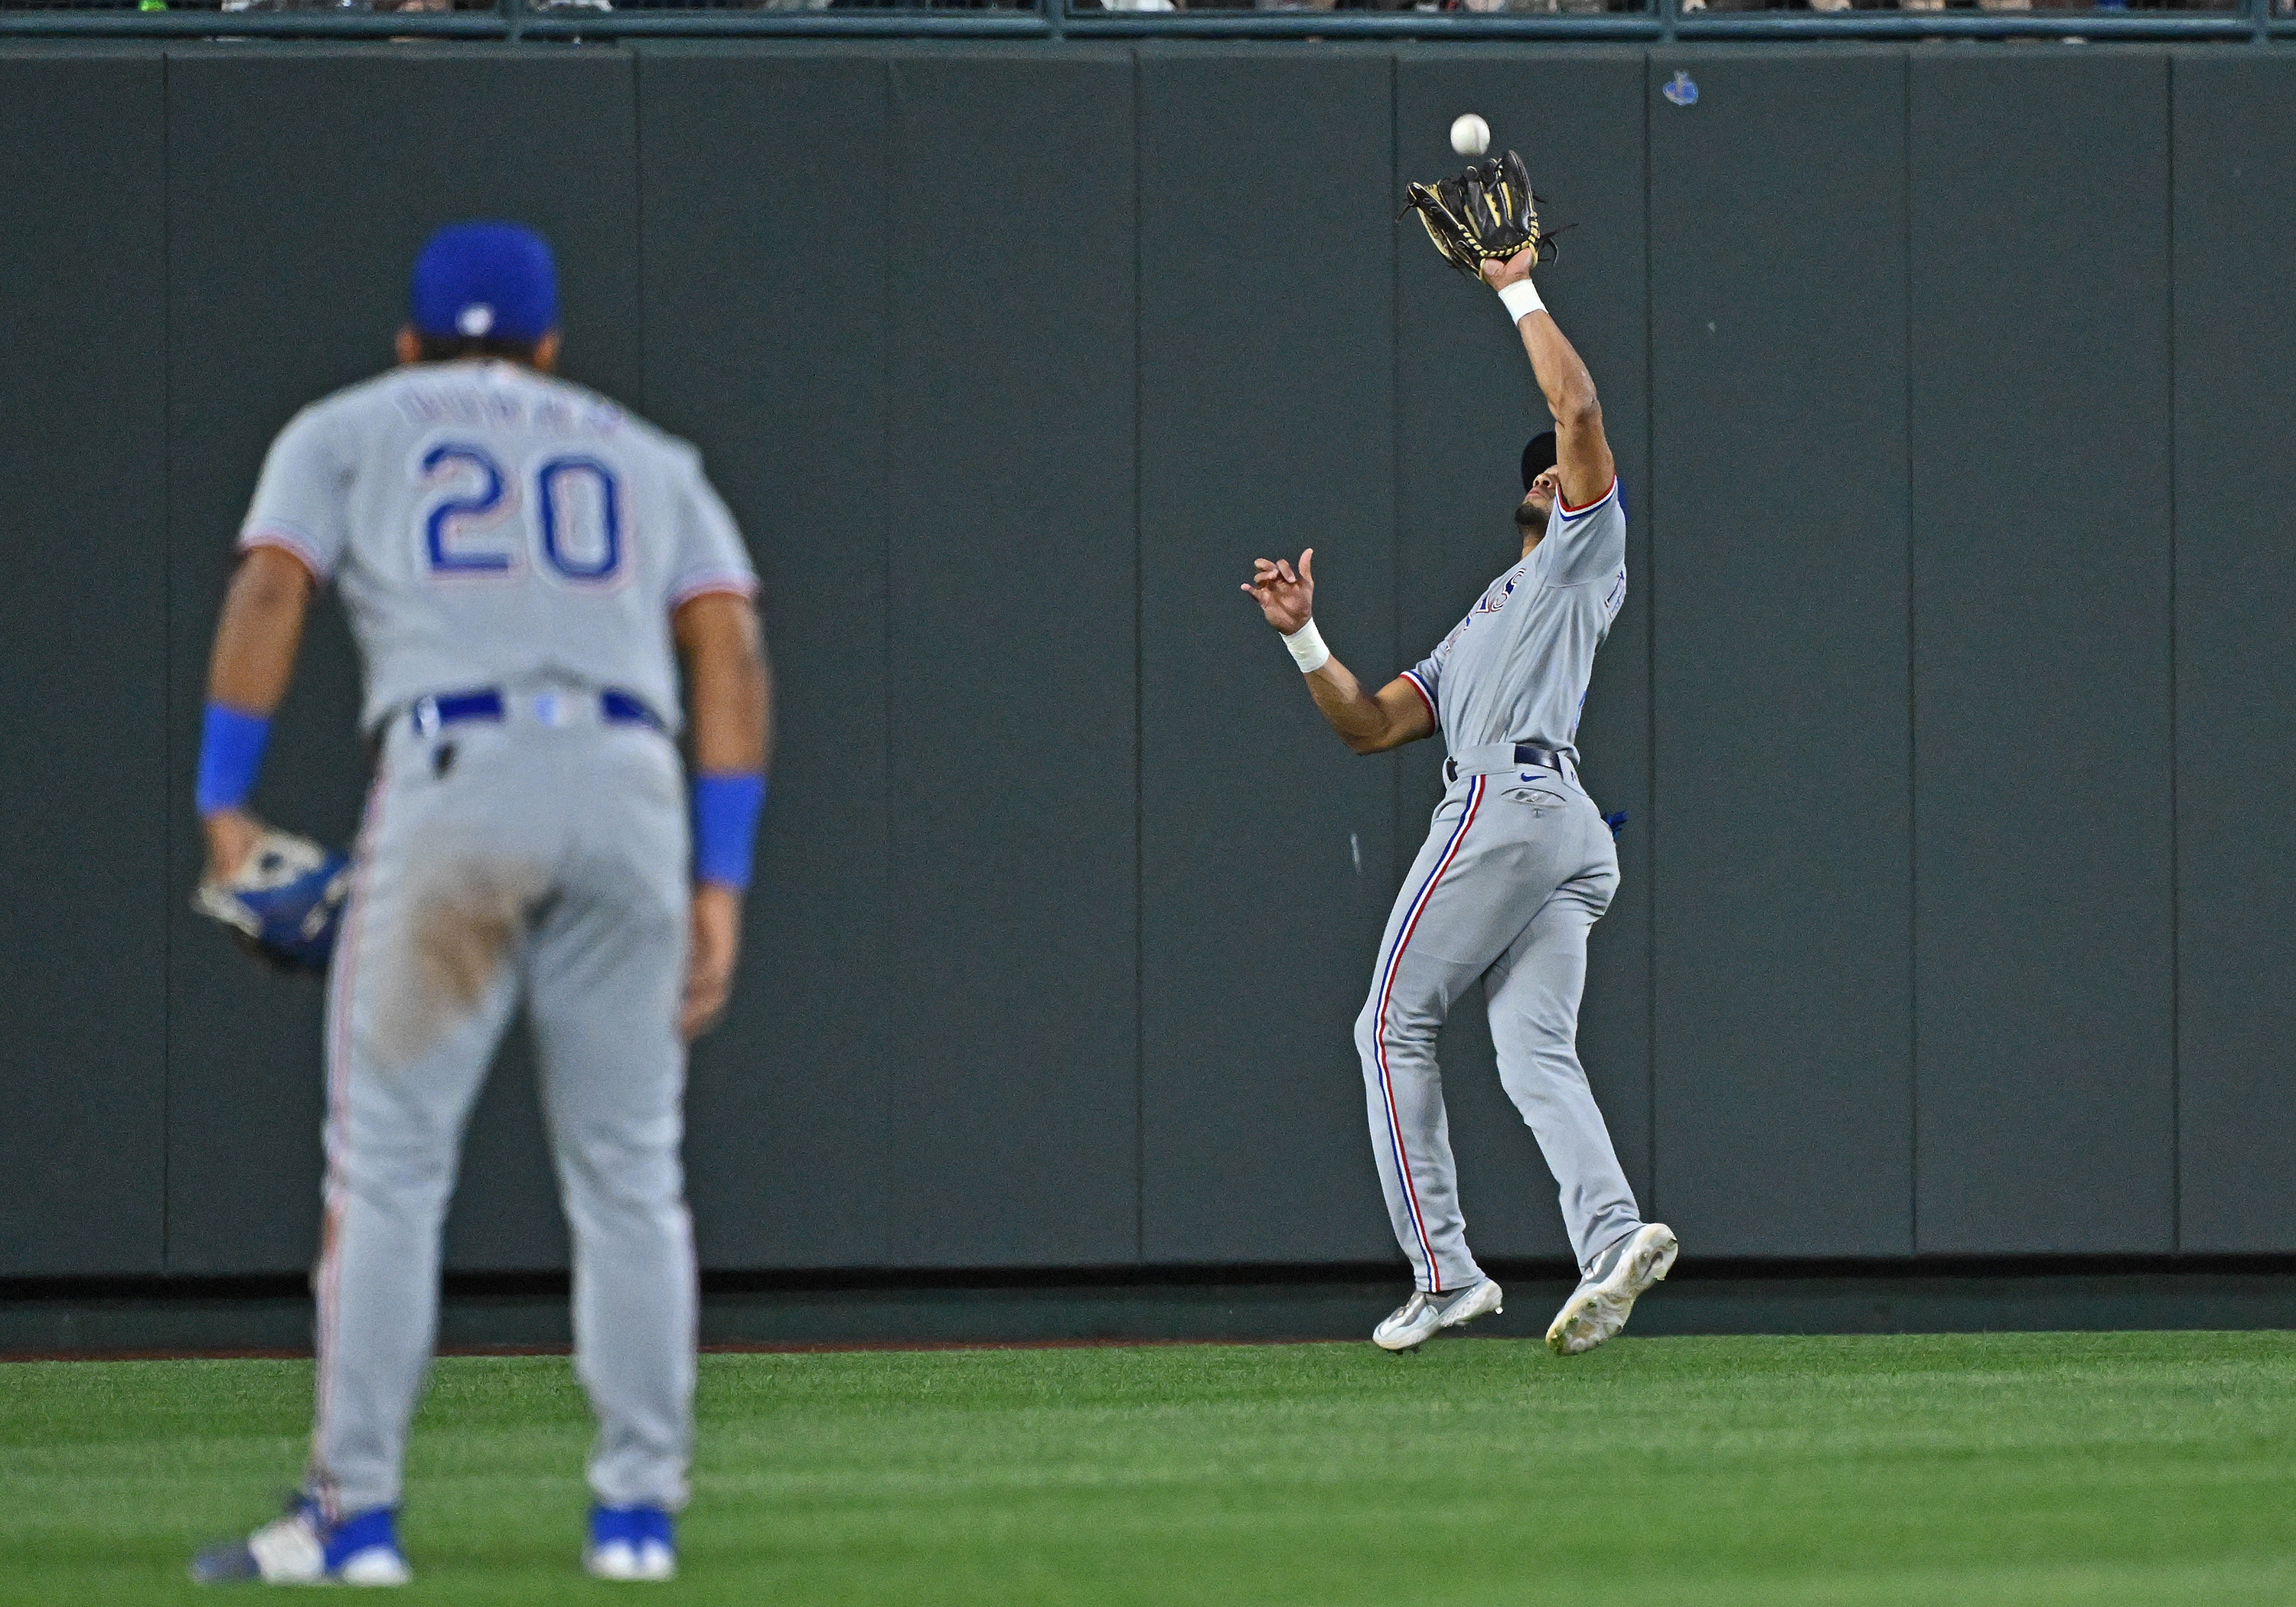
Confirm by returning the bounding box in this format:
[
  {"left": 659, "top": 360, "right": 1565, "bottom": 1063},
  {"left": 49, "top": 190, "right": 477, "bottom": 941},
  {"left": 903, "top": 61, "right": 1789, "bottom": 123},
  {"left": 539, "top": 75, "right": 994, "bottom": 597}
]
[{"left": 370, "top": 859, "right": 550, "bottom": 1068}]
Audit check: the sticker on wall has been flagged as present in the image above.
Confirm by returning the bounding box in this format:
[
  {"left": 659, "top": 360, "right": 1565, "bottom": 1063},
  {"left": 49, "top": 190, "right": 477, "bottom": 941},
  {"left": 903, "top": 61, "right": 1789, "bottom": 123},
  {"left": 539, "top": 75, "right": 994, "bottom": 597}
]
[{"left": 1662, "top": 71, "right": 1699, "bottom": 107}]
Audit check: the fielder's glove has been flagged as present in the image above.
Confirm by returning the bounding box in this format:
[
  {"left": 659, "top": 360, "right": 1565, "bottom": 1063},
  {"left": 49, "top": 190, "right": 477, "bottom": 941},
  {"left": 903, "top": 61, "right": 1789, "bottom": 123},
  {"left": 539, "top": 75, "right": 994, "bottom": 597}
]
[
  {"left": 192, "top": 827, "right": 352, "bottom": 976},
  {"left": 1402, "top": 149, "right": 1546, "bottom": 282}
]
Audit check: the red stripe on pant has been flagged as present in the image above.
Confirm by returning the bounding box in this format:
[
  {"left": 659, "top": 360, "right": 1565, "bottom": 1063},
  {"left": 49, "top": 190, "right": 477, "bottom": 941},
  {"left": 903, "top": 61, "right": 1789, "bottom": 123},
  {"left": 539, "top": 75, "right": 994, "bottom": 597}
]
[{"left": 1371, "top": 774, "right": 1484, "bottom": 1292}]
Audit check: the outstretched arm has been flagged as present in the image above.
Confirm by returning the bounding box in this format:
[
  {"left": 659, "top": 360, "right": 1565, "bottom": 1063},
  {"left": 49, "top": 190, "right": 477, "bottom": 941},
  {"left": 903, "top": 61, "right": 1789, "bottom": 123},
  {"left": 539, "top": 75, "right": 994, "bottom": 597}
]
[
  {"left": 1482, "top": 249, "right": 1614, "bottom": 510},
  {"left": 1241, "top": 549, "right": 1434, "bottom": 755}
]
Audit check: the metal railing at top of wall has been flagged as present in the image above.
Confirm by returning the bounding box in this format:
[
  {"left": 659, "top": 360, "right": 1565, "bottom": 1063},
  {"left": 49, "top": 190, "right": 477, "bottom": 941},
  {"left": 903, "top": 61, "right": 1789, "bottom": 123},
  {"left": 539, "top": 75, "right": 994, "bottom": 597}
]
[{"left": 0, "top": 0, "right": 2280, "bottom": 47}]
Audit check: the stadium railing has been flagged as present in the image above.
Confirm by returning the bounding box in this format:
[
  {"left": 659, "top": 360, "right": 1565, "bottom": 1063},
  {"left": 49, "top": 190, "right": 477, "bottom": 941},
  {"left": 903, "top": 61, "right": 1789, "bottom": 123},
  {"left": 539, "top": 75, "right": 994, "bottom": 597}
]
[{"left": 0, "top": 0, "right": 2276, "bottom": 65}]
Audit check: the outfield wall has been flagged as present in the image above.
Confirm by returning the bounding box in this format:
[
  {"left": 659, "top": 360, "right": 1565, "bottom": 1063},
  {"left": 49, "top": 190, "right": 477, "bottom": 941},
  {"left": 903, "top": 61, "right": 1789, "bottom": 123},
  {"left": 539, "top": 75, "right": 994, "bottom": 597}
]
[{"left": 3, "top": 41, "right": 2291, "bottom": 1279}]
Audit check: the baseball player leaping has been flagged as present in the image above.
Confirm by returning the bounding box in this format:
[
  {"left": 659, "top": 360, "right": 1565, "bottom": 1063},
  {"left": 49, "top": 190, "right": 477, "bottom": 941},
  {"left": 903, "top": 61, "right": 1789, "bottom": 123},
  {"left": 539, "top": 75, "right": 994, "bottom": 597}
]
[
  {"left": 1244, "top": 217, "right": 1675, "bottom": 1358},
  {"left": 190, "top": 223, "right": 771, "bottom": 1584}
]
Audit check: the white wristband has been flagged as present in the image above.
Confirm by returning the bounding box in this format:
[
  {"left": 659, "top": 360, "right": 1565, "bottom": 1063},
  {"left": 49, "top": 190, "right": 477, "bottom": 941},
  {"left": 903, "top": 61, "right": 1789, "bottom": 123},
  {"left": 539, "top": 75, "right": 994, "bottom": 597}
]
[
  {"left": 1282, "top": 618, "right": 1331, "bottom": 675},
  {"left": 1497, "top": 278, "right": 1545, "bottom": 324}
]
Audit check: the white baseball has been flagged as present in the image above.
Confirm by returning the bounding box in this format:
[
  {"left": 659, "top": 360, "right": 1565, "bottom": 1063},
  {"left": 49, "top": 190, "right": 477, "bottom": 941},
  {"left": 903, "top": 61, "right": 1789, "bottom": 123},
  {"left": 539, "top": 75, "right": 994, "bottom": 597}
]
[{"left": 1450, "top": 113, "right": 1490, "bottom": 158}]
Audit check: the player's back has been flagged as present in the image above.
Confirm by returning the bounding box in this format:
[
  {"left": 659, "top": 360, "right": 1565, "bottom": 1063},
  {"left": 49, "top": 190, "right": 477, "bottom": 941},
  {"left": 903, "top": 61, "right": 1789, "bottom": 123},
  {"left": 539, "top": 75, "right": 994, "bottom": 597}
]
[{"left": 240, "top": 359, "right": 754, "bottom": 735}]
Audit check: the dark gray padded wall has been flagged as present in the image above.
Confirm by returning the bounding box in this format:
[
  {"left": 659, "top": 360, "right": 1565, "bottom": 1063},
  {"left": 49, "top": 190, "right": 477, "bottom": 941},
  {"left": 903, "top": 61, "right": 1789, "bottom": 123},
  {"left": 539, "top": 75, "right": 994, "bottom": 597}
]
[
  {"left": 1909, "top": 51, "right": 2174, "bottom": 1253},
  {"left": 163, "top": 49, "right": 644, "bottom": 1272},
  {"left": 882, "top": 52, "right": 1140, "bottom": 1265},
  {"left": 11, "top": 41, "right": 2294, "bottom": 1279},
  {"left": 1137, "top": 48, "right": 1401, "bottom": 1265},
  {"left": 2170, "top": 55, "right": 2296, "bottom": 1252},
  {"left": 0, "top": 57, "right": 169, "bottom": 1276},
  {"left": 1392, "top": 49, "right": 1649, "bottom": 1262},
  {"left": 1647, "top": 51, "right": 1913, "bottom": 1256},
  {"left": 637, "top": 47, "right": 894, "bottom": 1269}
]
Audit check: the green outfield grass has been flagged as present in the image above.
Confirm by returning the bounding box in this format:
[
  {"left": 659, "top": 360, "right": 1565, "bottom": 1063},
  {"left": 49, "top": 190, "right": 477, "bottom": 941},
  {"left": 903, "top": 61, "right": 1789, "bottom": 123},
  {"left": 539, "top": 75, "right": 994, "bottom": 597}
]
[{"left": 2, "top": 1332, "right": 2294, "bottom": 1605}]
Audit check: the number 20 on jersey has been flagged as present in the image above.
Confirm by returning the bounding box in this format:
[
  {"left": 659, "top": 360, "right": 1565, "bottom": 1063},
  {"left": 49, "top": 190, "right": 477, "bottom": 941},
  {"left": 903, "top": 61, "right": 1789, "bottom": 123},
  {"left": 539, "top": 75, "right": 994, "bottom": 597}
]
[{"left": 419, "top": 442, "right": 625, "bottom": 585}]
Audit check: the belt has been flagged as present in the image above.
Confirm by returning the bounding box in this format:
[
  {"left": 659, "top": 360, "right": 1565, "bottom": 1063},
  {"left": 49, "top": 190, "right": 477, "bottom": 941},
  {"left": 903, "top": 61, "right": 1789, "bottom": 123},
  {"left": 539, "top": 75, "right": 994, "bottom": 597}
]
[
  {"left": 1445, "top": 742, "right": 1572, "bottom": 784},
  {"left": 406, "top": 686, "right": 667, "bottom": 738}
]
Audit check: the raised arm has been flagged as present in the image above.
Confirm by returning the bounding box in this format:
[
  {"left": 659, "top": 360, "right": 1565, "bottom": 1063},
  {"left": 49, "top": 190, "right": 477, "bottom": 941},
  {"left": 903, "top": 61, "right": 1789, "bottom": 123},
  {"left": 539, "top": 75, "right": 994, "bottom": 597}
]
[
  {"left": 1482, "top": 249, "right": 1614, "bottom": 511},
  {"left": 1241, "top": 548, "right": 1434, "bottom": 755}
]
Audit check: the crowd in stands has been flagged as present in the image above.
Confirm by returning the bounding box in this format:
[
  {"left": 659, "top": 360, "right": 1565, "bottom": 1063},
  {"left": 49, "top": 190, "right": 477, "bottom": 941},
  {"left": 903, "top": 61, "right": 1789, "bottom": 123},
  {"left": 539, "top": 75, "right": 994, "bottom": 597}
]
[{"left": 4, "top": 0, "right": 2245, "bottom": 18}]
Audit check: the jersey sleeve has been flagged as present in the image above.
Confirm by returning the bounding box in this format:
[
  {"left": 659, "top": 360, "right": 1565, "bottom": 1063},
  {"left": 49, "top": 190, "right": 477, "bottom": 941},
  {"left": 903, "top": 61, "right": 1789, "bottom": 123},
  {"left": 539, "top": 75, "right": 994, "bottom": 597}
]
[
  {"left": 665, "top": 448, "right": 759, "bottom": 608},
  {"left": 1544, "top": 477, "right": 1628, "bottom": 588},
  {"left": 236, "top": 403, "right": 351, "bottom": 582},
  {"left": 1401, "top": 628, "right": 1456, "bottom": 732}
]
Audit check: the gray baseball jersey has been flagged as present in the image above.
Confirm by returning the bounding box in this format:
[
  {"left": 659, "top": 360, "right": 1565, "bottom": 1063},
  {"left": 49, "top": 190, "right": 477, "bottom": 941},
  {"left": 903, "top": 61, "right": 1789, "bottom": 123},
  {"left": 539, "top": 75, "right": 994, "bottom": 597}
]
[
  {"left": 1400, "top": 478, "right": 1627, "bottom": 764},
  {"left": 240, "top": 359, "right": 756, "bottom": 730},
  {"left": 237, "top": 357, "right": 755, "bottom": 1520},
  {"left": 1355, "top": 474, "right": 1645, "bottom": 1295}
]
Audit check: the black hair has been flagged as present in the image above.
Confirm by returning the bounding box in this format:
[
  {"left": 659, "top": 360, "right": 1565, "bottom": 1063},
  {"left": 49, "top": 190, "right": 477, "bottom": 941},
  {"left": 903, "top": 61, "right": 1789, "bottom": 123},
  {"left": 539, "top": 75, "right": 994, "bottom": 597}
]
[{"left": 415, "top": 332, "right": 546, "bottom": 364}]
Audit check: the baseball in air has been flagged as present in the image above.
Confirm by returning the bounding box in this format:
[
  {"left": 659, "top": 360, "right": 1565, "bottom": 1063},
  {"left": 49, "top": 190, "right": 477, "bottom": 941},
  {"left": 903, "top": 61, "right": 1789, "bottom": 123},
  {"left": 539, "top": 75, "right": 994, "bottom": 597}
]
[{"left": 1450, "top": 113, "right": 1491, "bottom": 158}]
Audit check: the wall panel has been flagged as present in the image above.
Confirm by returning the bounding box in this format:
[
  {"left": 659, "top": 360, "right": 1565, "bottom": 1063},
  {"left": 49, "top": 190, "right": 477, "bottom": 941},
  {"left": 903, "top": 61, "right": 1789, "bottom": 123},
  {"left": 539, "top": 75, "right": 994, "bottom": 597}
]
[
  {"left": 0, "top": 56, "right": 169, "bottom": 1276},
  {"left": 1649, "top": 50, "right": 1913, "bottom": 1257},
  {"left": 1392, "top": 49, "right": 1649, "bottom": 1264},
  {"left": 1909, "top": 51, "right": 2174, "bottom": 1253},
  {"left": 638, "top": 47, "right": 893, "bottom": 1269},
  {"left": 164, "top": 48, "right": 644, "bottom": 1272},
  {"left": 882, "top": 52, "right": 1140, "bottom": 1265},
  {"left": 1136, "top": 49, "right": 1401, "bottom": 1266},
  {"left": 2170, "top": 54, "right": 2296, "bottom": 1251}
]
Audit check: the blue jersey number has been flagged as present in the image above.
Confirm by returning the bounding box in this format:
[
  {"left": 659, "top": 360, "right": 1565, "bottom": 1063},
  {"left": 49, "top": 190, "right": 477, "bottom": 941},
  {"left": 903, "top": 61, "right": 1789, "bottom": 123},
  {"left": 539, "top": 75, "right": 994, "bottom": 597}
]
[
  {"left": 422, "top": 445, "right": 514, "bottom": 574},
  {"left": 419, "top": 448, "right": 622, "bottom": 584},
  {"left": 536, "top": 457, "right": 621, "bottom": 583}
]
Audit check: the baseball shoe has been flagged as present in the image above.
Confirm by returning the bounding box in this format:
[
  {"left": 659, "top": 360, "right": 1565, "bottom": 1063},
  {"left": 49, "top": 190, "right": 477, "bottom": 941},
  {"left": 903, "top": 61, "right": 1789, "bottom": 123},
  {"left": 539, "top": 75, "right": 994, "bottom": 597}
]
[
  {"left": 1544, "top": 1223, "right": 1678, "bottom": 1357},
  {"left": 586, "top": 1505, "right": 677, "bottom": 1582},
  {"left": 191, "top": 1497, "right": 409, "bottom": 1586},
  {"left": 1371, "top": 1277, "right": 1505, "bottom": 1351}
]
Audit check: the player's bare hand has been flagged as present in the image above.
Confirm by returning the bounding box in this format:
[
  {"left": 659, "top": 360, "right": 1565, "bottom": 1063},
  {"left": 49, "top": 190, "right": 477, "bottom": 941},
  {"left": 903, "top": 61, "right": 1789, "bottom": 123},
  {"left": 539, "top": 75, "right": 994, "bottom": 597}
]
[
  {"left": 682, "top": 883, "right": 743, "bottom": 1041},
  {"left": 1480, "top": 248, "right": 1536, "bottom": 292},
  {"left": 1241, "top": 549, "right": 1316, "bottom": 634},
  {"left": 201, "top": 807, "right": 266, "bottom": 885}
]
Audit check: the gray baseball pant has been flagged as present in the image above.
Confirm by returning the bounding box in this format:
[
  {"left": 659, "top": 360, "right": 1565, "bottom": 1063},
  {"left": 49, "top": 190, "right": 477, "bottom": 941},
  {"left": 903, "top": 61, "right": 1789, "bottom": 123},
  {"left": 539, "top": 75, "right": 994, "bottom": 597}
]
[
  {"left": 1355, "top": 760, "right": 1643, "bottom": 1293},
  {"left": 308, "top": 699, "right": 696, "bottom": 1517}
]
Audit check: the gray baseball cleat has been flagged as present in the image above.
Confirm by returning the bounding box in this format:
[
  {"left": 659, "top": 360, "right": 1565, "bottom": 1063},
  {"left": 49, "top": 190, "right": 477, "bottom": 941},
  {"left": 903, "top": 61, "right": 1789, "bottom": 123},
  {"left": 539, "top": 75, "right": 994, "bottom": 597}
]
[
  {"left": 1372, "top": 1277, "right": 1505, "bottom": 1351},
  {"left": 1544, "top": 1223, "right": 1678, "bottom": 1356}
]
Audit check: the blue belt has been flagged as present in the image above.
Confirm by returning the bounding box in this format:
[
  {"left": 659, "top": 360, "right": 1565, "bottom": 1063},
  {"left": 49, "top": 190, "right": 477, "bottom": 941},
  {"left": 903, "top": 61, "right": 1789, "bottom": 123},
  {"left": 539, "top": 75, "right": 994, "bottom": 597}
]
[
  {"left": 408, "top": 687, "right": 667, "bottom": 737},
  {"left": 428, "top": 690, "right": 506, "bottom": 728}
]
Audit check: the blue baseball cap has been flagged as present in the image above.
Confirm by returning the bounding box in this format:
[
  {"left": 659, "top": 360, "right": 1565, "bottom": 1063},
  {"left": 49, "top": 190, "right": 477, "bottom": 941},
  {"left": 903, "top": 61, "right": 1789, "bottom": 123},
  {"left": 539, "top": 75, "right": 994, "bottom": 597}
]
[{"left": 409, "top": 222, "right": 557, "bottom": 344}]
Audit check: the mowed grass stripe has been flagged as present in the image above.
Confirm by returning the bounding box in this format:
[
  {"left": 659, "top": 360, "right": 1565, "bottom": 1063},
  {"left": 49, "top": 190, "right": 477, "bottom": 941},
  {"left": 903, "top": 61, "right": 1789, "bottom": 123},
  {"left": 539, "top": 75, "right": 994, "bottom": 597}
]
[{"left": 0, "top": 1332, "right": 2291, "bottom": 1605}]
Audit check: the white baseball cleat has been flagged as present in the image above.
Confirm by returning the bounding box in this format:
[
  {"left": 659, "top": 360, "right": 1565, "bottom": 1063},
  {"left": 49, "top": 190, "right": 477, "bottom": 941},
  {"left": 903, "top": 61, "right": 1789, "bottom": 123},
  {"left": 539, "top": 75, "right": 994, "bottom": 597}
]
[
  {"left": 1545, "top": 1223, "right": 1678, "bottom": 1356},
  {"left": 587, "top": 1540, "right": 676, "bottom": 1583},
  {"left": 191, "top": 1498, "right": 411, "bottom": 1586},
  {"left": 1372, "top": 1277, "right": 1505, "bottom": 1351}
]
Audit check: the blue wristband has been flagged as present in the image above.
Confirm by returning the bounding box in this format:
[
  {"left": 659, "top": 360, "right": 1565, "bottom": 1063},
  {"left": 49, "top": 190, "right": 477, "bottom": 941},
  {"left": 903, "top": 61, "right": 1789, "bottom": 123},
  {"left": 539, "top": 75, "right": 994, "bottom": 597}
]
[
  {"left": 692, "top": 772, "right": 767, "bottom": 891},
  {"left": 196, "top": 702, "right": 272, "bottom": 817}
]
